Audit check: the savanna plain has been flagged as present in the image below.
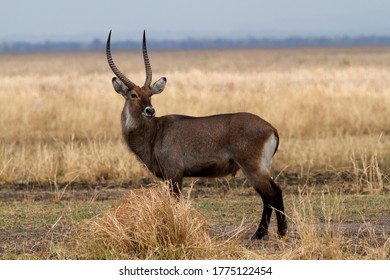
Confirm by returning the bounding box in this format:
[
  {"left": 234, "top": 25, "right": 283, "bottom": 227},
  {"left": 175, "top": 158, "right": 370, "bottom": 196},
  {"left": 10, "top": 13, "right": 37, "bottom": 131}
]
[{"left": 0, "top": 47, "right": 389, "bottom": 259}]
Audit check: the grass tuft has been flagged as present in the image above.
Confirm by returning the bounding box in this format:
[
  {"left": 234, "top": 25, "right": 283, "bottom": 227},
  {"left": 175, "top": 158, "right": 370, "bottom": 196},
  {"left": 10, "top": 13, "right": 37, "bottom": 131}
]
[{"left": 72, "top": 183, "right": 248, "bottom": 259}]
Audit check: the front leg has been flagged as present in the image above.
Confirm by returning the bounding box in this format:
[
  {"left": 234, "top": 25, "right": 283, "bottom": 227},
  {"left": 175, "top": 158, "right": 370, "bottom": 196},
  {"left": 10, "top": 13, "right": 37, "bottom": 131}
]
[
  {"left": 155, "top": 154, "right": 184, "bottom": 197},
  {"left": 168, "top": 176, "right": 183, "bottom": 197},
  {"left": 154, "top": 168, "right": 183, "bottom": 196},
  {"left": 153, "top": 167, "right": 183, "bottom": 197}
]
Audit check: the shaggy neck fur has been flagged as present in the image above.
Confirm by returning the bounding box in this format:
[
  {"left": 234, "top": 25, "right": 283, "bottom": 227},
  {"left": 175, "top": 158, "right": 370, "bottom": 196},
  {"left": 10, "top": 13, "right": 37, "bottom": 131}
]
[{"left": 121, "top": 103, "right": 157, "bottom": 169}]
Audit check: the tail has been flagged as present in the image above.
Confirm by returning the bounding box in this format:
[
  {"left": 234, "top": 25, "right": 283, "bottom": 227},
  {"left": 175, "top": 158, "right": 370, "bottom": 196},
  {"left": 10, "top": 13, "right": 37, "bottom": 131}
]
[{"left": 272, "top": 128, "right": 279, "bottom": 157}]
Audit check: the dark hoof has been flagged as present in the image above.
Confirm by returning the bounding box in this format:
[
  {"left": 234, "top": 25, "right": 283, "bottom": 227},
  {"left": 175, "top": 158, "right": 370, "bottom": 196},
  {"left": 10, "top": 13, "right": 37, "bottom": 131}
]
[
  {"left": 278, "top": 229, "right": 287, "bottom": 238},
  {"left": 251, "top": 231, "right": 269, "bottom": 240}
]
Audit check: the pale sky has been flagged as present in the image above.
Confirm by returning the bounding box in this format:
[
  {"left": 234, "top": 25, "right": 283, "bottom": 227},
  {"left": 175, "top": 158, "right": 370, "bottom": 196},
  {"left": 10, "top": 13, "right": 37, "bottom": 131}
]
[{"left": 1, "top": 0, "right": 390, "bottom": 43}]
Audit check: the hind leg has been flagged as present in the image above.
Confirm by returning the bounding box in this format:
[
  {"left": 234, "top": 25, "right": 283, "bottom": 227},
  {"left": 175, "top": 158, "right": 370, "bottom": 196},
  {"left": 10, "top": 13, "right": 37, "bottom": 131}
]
[
  {"left": 252, "top": 193, "right": 273, "bottom": 239},
  {"left": 269, "top": 178, "right": 287, "bottom": 237},
  {"left": 234, "top": 131, "right": 286, "bottom": 239},
  {"left": 254, "top": 174, "right": 286, "bottom": 239},
  {"left": 252, "top": 175, "right": 286, "bottom": 239},
  {"left": 240, "top": 164, "right": 287, "bottom": 239}
]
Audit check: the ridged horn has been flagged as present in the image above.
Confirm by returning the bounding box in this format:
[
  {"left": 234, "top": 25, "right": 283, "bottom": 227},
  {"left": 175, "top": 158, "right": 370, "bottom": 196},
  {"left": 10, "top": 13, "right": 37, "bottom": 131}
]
[
  {"left": 143, "top": 30, "right": 152, "bottom": 88},
  {"left": 106, "top": 30, "right": 137, "bottom": 90}
]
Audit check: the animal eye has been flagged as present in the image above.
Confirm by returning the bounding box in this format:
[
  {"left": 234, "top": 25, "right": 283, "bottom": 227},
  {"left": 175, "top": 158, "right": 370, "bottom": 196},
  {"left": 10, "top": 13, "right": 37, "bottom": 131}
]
[{"left": 130, "top": 93, "right": 138, "bottom": 98}]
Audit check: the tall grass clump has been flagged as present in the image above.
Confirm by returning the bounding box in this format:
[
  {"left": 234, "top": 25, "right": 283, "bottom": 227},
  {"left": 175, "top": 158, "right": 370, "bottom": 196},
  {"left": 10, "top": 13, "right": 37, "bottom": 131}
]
[
  {"left": 271, "top": 191, "right": 390, "bottom": 260},
  {"left": 72, "top": 183, "right": 248, "bottom": 259},
  {"left": 351, "top": 151, "right": 384, "bottom": 194},
  {"left": 284, "top": 190, "right": 346, "bottom": 259}
]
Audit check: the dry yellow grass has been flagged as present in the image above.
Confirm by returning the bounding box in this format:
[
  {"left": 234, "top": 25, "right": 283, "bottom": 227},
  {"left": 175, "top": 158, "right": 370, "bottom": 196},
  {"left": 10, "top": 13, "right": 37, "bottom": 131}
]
[
  {"left": 68, "top": 183, "right": 389, "bottom": 260},
  {"left": 0, "top": 48, "right": 389, "bottom": 184},
  {"left": 72, "top": 183, "right": 249, "bottom": 260}
]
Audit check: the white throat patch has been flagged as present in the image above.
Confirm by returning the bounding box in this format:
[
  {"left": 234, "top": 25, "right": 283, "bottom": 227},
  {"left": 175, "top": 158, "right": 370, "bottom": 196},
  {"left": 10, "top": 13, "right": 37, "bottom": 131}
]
[{"left": 124, "top": 105, "right": 138, "bottom": 131}]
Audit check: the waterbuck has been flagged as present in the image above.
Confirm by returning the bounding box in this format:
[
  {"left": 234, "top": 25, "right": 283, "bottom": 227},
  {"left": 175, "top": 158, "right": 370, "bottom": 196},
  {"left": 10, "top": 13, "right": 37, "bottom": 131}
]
[{"left": 106, "top": 31, "right": 287, "bottom": 239}]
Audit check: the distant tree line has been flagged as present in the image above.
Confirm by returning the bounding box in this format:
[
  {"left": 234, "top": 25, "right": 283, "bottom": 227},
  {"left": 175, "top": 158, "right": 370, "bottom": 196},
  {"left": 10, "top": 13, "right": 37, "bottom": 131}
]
[{"left": 1, "top": 36, "right": 390, "bottom": 53}]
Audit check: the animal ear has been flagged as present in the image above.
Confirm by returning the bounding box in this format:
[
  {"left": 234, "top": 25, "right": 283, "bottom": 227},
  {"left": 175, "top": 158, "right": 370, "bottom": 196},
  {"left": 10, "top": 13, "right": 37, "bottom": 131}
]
[
  {"left": 112, "top": 77, "right": 129, "bottom": 98},
  {"left": 151, "top": 77, "right": 167, "bottom": 95}
]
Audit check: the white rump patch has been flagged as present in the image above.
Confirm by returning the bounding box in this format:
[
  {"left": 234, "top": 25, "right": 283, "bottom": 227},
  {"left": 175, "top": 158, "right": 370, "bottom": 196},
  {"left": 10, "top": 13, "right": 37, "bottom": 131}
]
[{"left": 260, "top": 133, "right": 277, "bottom": 173}]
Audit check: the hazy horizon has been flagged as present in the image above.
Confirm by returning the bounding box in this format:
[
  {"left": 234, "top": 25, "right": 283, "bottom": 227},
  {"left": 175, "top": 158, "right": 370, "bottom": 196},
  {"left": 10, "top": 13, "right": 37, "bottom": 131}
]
[{"left": 1, "top": 0, "right": 390, "bottom": 43}]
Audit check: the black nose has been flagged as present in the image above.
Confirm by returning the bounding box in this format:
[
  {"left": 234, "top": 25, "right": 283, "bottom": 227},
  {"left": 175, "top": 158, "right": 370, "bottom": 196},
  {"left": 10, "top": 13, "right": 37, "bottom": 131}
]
[{"left": 144, "top": 106, "right": 155, "bottom": 117}]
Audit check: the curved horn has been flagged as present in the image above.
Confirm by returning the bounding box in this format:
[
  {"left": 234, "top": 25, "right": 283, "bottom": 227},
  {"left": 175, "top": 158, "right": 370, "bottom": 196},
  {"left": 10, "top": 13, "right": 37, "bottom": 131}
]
[
  {"left": 106, "top": 30, "right": 137, "bottom": 90},
  {"left": 143, "top": 30, "right": 152, "bottom": 88}
]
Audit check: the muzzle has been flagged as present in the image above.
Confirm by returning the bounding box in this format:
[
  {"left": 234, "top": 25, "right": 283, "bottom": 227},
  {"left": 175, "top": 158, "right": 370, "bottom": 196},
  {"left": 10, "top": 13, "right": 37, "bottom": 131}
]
[{"left": 143, "top": 106, "right": 155, "bottom": 118}]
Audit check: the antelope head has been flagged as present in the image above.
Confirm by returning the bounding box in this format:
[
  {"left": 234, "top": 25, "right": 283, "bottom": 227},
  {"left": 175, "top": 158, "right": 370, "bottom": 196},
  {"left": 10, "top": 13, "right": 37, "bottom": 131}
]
[{"left": 106, "top": 30, "right": 167, "bottom": 119}]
